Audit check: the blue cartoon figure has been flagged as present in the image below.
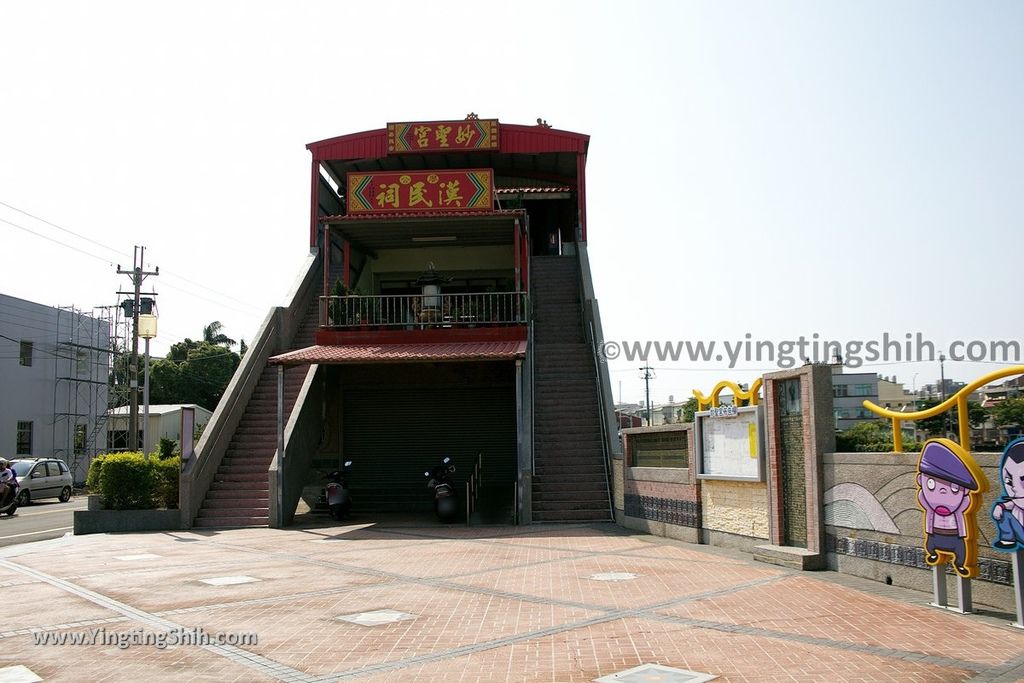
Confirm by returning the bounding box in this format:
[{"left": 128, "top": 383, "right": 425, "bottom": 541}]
[
  {"left": 916, "top": 439, "right": 985, "bottom": 578},
  {"left": 992, "top": 437, "right": 1024, "bottom": 551}
]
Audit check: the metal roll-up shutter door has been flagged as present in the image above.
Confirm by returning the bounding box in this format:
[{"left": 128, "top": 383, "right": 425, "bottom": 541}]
[{"left": 342, "top": 380, "right": 517, "bottom": 514}]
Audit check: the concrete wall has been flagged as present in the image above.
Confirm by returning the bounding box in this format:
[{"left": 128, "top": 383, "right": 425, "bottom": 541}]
[
  {"left": 610, "top": 364, "right": 1019, "bottom": 612},
  {"left": 701, "top": 479, "right": 769, "bottom": 544},
  {"left": 618, "top": 425, "right": 701, "bottom": 544},
  {"left": 825, "top": 449, "right": 1015, "bottom": 610}
]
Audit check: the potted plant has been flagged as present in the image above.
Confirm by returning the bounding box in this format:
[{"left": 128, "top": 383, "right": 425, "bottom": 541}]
[{"left": 328, "top": 279, "right": 352, "bottom": 326}]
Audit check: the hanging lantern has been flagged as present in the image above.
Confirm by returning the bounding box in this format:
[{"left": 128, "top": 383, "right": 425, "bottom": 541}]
[{"left": 416, "top": 262, "right": 445, "bottom": 309}]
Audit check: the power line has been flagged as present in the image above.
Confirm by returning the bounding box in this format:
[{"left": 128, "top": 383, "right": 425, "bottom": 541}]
[
  {"left": 0, "top": 200, "right": 263, "bottom": 314},
  {"left": 0, "top": 200, "right": 129, "bottom": 259},
  {"left": 0, "top": 216, "right": 116, "bottom": 265}
]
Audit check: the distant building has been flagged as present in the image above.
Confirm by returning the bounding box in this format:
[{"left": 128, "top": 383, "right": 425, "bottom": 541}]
[
  {"left": 0, "top": 293, "right": 110, "bottom": 482},
  {"left": 877, "top": 376, "right": 915, "bottom": 413},
  {"left": 831, "top": 367, "right": 880, "bottom": 430},
  {"left": 107, "top": 404, "right": 212, "bottom": 455},
  {"left": 918, "top": 379, "right": 968, "bottom": 402}
]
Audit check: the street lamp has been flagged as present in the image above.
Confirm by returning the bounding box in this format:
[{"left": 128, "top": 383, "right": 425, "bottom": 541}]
[{"left": 138, "top": 312, "right": 158, "bottom": 459}]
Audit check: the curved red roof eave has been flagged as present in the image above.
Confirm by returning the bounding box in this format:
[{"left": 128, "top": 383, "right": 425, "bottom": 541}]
[{"left": 306, "top": 123, "right": 590, "bottom": 161}]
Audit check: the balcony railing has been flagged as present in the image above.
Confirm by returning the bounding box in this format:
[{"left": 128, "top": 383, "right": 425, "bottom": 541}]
[{"left": 319, "top": 292, "right": 529, "bottom": 329}]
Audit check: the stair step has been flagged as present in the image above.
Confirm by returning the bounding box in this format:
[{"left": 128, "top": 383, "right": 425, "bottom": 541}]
[
  {"left": 198, "top": 505, "right": 269, "bottom": 517},
  {"left": 532, "top": 498, "right": 608, "bottom": 511},
  {"left": 532, "top": 484, "right": 607, "bottom": 495},
  {"left": 193, "top": 516, "right": 269, "bottom": 528},
  {"left": 213, "top": 472, "right": 268, "bottom": 483},
  {"left": 202, "top": 497, "right": 269, "bottom": 509},
  {"left": 206, "top": 488, "right": 270, "bottom": 499},
  {"left": 209, "top": 480, "right": 270, "bottom": 492},
  {"left": 219, "top": 465, "right": 269, "bottom": 475},
  {"left": 532, "top": 509, "right": 610, "bottom": 522}
]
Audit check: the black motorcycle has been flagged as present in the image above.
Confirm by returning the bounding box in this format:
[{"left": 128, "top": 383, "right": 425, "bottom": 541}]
[
  {"left": 424, "top": 457, "right": 458, "bottom": 522},
  {"left": 323, "top": 460, "right": 353, "bottom": 521},
  {"left": 0, "top": 484, "right": 19, "bottom": 517}
]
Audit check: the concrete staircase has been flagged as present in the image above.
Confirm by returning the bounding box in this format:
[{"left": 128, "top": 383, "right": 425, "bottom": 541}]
[
  {"left": 193, "top": 297, "right": 319, "bottom": 528},
  {"left": 531, "top": 256, "right": 610, "bottom": 523}
]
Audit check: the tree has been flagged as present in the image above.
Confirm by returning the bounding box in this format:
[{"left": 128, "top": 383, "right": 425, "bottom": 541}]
[
  {"left": 202, "top": 320, "right": 236, "bottom": 348},
  {"left": 149, "top": 340, "right": 240, "bottom": 411},
  {"left": 915, "top": 399, "right": 988, "bottom": 437},
  {"left": 992, "top": 398, "right": 1024, "bottom": 429},
  {"left": 836, "top": 421, "right": 918, "bottom": 453},
  {"left": 680, "top": 397, "right": 698, "bottom": 424}
]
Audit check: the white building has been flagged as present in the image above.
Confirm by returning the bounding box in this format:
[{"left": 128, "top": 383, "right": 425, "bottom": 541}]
[
  {"left": 107, "top": 404, "right": 213, "bottom": 456},
  {"left": 0, "top": 293, "right": 110, "bottom": 482}
]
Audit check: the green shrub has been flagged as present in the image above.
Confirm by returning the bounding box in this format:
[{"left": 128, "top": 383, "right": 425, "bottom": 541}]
[
  {"left": 158, "top": 437, "right": 177, "bottom": 459},
  {"left": 88, "top": 452, "right": 179, "bottom": 510},
  {"left": 98, "top": 452, "right": 156, "bottom": 510},
  {"left": 85, "top": 454, "right": 110, "bottom": 492},
  {"left": 836, "top": 421, "right": 919, "bottom": 453},
  {"left": 152, "top": 456, "right": 180, "bottom": 509}
]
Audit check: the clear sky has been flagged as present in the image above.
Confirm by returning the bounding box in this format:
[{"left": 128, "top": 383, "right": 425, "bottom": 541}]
[{"left": 2, "top": 1, "right": 1022, "bottom": 406}]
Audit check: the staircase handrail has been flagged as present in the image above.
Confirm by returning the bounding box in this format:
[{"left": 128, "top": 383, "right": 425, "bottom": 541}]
[
  {"left": 466, "top": 452, "right": 483, "bottom": 526},
  {"left": 576, "top": 244, "right": 621, "bottom": 522},
  {"left": 180, "top": 252, "right": 320, "bottom": 528}
]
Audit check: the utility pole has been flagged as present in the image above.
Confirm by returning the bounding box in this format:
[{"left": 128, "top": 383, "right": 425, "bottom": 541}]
[
  {"left": 117, "top": 246, "right": 158, "bottom": 451},
  {"left": 939, "top": 353, "right": 952, "bottom": 438},
  {"left": 639, "top": 364, "right": 655, "bottom": 426}
]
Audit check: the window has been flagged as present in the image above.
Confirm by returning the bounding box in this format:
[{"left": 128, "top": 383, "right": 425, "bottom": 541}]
[
  {"left": 74, "top": 424, "right": 87, "bottom": 454},
  {"left": 30, "top": 464, "right": 45, "bottom": 478},
  {"left": 833, "top": 384, "right": 849, "bottom": 398},
  {"left": 19, "top": 341, "right": 33, "bottom": 367},
  {"left": 76, "top": 350, "right": 88, "bottom": 376},
  {"left": 16, "top": 421, "right": 32, "bottom": 455},
  {"left": 852, "top": 384, "right": 874, "bottom": 397},
  {"left": 46, "top": 462, "right": 62, "bottom": 477}
]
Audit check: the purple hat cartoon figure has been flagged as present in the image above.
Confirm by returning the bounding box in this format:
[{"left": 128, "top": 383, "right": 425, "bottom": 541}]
[
  {"left": 992, "top": 437, "right": 1024, "bottom": 551},
  {"left": 916, "top": 438, "right": 985, "bottom": 578}
]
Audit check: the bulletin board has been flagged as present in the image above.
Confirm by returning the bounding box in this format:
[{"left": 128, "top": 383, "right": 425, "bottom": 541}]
[{"left": 694, "top": 405, "right": 765, "bottom": 481}]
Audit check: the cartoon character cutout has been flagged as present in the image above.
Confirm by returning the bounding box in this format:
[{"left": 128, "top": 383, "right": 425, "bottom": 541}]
[
  {"left": 916, "top": 438, "right": 986, "bottom": 578},
  {"left": 991, "top": 437, "right": 1024, "bottom": 551}
]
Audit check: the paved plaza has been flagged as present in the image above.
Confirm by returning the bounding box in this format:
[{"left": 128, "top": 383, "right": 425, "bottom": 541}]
[{"left": 1, "top": 521, "right": 1023, "bottom": 682}]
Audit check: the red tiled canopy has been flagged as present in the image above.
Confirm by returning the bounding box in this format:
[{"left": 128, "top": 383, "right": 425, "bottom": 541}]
[{"left": 268, "top": 341, "right": 527, "bottom": 366}]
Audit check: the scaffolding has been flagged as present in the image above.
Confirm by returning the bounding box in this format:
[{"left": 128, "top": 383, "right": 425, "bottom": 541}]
[{"left": 51, "top": 305, "right": 113, "bottom": 483}]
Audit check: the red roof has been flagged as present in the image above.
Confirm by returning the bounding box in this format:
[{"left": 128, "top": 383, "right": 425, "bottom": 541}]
[
  {"left": 307, "top": 123, "right": 589, "bottom": 161},
  {"left": 269, "top": 341, "right": 527, "bottom": 366},
  {"left": 320, "top": 209, "right": 523, "bottom": 222},
  {"left": 494, "top": 186, "right": 571, "bottom": 194}
]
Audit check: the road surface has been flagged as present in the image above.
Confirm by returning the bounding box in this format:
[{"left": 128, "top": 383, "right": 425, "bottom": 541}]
[{"left": 0, "top": 496, "right": 87, "bottom": 547}]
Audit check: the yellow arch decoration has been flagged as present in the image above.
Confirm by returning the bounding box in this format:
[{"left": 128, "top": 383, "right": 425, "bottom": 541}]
[
  {"left": 862, "top": 364, "right": 1024, "bottom": 453},
  {"left": 694, "top": 378, "right": 763, "bottom": 410}
]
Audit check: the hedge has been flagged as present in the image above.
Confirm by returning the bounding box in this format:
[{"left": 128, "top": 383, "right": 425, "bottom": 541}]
[{"left": 86, "top": 452, "right": 179, "bottom": 510}]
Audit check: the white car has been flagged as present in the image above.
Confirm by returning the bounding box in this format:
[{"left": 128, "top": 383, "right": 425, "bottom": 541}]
[{"left": 10, "top": 459, "right": 73, "bottom": 506}]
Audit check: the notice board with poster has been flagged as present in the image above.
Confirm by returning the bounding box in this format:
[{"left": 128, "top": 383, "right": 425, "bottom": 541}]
[{"left": 694, "top": 404, "right": 765, "bottom": 481}]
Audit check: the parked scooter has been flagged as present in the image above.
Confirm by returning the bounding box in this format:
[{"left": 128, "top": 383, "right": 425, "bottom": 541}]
[
  {"left": 324, "top": 460, "right": 353, "bottom": 521},
  {"left": 0, "top": 485, "right": 18, "bottom": 517},
  {"left": 424, "top": 457, "right": 458, "bottom": 522}
]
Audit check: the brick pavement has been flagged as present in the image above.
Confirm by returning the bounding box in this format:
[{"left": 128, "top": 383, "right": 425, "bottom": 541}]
[{"left": 0, "top": 521, "right": 1022, "bottom": 682}]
